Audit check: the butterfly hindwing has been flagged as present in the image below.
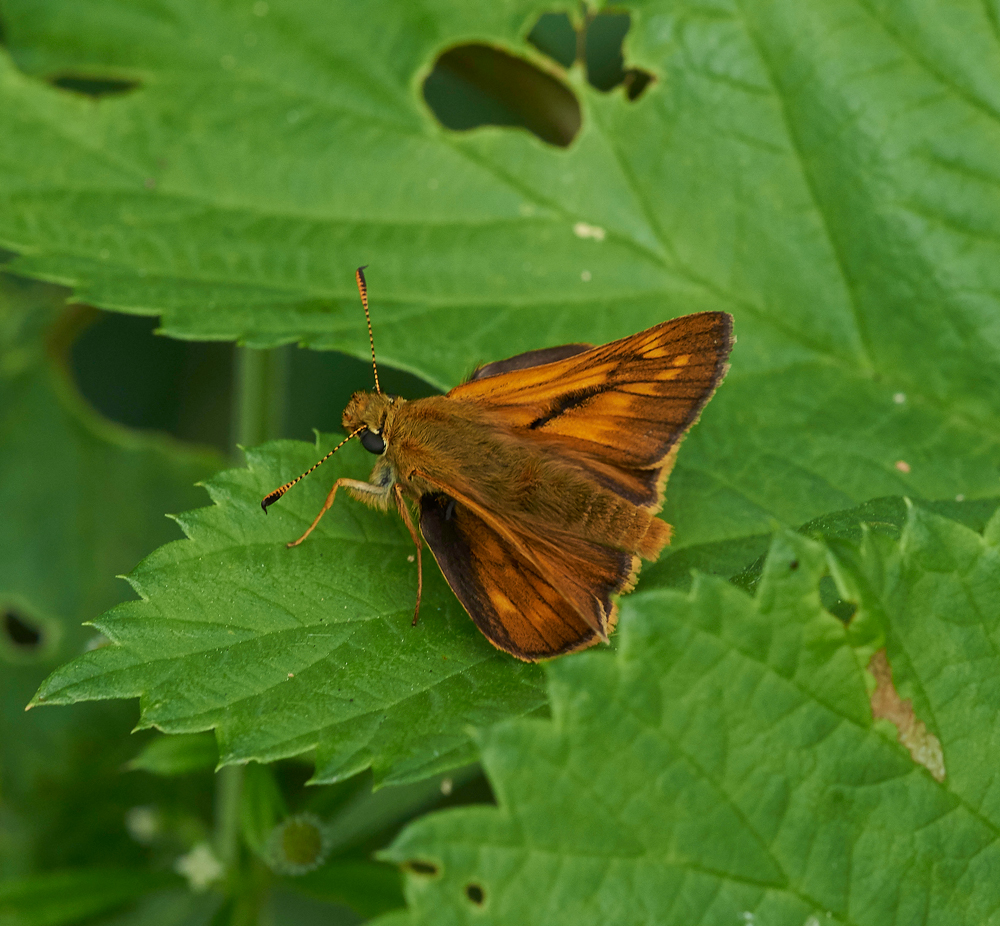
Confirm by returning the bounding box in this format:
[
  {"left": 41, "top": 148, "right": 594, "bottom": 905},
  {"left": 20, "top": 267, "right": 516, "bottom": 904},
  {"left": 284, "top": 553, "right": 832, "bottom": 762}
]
[{"left": 419, "top": 493, "right": 602, "bottom": 659}]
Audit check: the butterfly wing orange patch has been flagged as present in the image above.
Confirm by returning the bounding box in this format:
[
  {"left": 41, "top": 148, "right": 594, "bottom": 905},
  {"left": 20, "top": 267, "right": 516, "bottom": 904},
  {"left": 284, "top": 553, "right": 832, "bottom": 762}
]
[{"left": 451, "top": 312, "right": 733, "bottom": 508}]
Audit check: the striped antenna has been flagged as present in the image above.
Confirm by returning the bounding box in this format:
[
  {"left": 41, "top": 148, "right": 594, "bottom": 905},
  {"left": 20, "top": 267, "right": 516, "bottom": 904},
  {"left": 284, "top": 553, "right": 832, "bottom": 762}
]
[
  {"left": 356, "top": 266, "right": 381, "bottom": 394},
  {"left": 260, "top": 427, "right": 365, "bottom": 513}
]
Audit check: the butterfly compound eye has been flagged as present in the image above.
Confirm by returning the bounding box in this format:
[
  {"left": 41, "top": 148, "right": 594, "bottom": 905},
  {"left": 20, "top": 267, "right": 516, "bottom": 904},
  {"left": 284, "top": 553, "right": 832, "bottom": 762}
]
[{"left": 360, "top": 429, "right": 386, "bottom": 455}]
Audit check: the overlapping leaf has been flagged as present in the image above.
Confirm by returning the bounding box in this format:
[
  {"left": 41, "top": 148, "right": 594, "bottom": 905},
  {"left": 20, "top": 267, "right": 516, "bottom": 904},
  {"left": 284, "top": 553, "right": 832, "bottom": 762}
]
[
  {"left": 0, "top": 0, "right": 997, "bottom": 550},
  {"left": 33, "top": 439, "right": 547, "bottom": 785},
  {"left": 380, "top": 506, "right": 1000, "bottom": 925}
]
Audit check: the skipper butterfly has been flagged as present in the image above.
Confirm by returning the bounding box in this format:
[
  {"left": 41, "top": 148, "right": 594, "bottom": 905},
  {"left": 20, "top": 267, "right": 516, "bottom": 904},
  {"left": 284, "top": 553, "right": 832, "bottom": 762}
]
[{"left": 263, "top": 268, "right": 733, "bottom": 661}]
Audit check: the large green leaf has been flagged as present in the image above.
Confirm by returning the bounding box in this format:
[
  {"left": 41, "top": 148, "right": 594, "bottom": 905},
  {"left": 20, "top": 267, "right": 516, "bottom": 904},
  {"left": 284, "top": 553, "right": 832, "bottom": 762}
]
[
  {"left": 379, "top": 506, "right": 1000, "bottom": 925},
  {"left": 0, "top": 273, "right": 223, "bottom": 877},
  {"left": 0, "top": 0, "right": 997, "bottom": 551},
  {"left": 32, "top": 439, "right": 548, "bottom": 786}
]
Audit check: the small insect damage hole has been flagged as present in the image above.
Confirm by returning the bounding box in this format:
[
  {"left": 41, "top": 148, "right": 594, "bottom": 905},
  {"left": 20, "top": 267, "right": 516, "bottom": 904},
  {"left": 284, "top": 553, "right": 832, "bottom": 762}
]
[
  {"left": 50, "top": 74, "right": 141, "bottom": 98},
  {"left": 4, "top": 609, "right": 42, "bottom": 649},
  {"left": 404, "top": 859, "right": 439, "bottom": 876},
  {"left": 869, "top": 649, "right": 945, "bottom": 782},
  {"left": 465, "top": 882, "right": 486, "bottom": 905},
  {"left": 423, "top": 43, "right": 581, "bottom": 147},
  {"left": 526, "top": 9, "right": 655, "bottom": 101},
  {"left": 579, "top": 11, "right": 654, "bottom": 100}
]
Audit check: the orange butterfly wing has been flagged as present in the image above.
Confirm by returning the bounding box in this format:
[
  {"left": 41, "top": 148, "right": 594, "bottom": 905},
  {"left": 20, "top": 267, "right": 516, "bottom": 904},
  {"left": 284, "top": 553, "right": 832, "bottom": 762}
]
[{"left": 450, "top": 312, "right": 733, "bottom": 508}]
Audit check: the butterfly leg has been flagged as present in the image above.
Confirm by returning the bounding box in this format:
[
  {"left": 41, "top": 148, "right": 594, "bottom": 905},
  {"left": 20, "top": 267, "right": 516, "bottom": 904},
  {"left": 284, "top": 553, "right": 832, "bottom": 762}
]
[
  {"left": 287, "top": 478, "right": 388, "bottom": 547},
  {"left": 393, "top": 484, "right": 423, "bottom": 626}
]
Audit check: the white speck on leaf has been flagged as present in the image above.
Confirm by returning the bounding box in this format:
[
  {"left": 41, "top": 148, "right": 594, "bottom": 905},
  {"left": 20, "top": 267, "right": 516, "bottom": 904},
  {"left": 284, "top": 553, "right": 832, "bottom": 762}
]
[
  {"left": 895, "top": 460, "right": 911, "bottom": 473},
  {"left": 581, "top": 270, "right": 592, "bottom": 282},
  {"left": 573, "top": 222, "right": 606, "bottom": 241},
  {"left": 440, "top": 777, "right": 453, "bottom": 795},
  {"left": 893, "top": 392, "right": 906, "bottom": 404}
]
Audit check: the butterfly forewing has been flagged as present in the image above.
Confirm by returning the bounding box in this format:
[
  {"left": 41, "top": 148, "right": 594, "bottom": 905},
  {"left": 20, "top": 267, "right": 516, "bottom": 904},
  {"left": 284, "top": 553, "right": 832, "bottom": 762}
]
[{"left": 450, "top": 312, "right": 732, "bottom": 477}]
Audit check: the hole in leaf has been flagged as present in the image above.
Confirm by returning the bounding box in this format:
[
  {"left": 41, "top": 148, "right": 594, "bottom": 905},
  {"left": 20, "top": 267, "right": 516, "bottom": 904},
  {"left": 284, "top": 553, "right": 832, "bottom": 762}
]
[
  {"left": 526, "top": 12, "right": 577, "bottom": 68},
  {"left": 465, "top": 882, "right": 486, "bottom": 905},
  {"left": 622, "top": 68, "right": 653, "bottom": 101},
  {"left": 526, "top": 9, "right": 655, "bottom": 101},
  {"left": 584, "top": 12, "right": 629, "bottom": 91},
  {"left": 584, "top": 11, "right": 654, "bottom": 99},
  {"left": 405, "top": 859, "right": 439, "bottom": 876},
  {"left": 423, "top": 43, "right": 581, "bottom": 147},
  {"left": 4, "top": 609, "right": 42, "bottom": 649},
  {"left": 50, "top": 74, "right": 140, "bottom": 98}
]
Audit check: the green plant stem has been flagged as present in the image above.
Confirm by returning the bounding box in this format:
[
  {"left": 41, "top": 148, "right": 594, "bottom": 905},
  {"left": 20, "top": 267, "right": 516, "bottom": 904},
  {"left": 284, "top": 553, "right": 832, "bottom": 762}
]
[
  {"left": 232, "top": 345, "right": 290, "bottom": 455},
  {"left": 213, "top": 345, "right": 290, "bottom": 891},
  {"left": 214, "top": 764, "right": 245, "bottom": 871}
]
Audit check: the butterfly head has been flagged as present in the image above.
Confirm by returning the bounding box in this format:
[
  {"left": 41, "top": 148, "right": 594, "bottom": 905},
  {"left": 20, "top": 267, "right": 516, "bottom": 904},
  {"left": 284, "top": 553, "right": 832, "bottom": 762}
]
[{"left": 342, "top": 390, "right": 402, "bottom": 456}]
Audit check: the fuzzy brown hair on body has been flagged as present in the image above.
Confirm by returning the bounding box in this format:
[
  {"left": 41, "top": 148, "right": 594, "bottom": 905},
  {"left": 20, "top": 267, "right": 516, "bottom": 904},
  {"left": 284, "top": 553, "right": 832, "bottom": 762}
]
[{"left": 262, "top": 267, "right": 733, "bottom": 661}]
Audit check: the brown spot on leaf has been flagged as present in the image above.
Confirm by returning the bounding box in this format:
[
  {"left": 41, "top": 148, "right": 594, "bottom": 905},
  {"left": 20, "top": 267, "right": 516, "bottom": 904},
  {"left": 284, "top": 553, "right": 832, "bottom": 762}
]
[{"left": 869, "top": 649, "right": 945, "bottom": 782}]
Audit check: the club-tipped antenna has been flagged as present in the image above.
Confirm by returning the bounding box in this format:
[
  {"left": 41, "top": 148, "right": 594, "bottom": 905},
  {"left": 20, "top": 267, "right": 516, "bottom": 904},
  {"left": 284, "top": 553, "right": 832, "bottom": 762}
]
[
  {"left": 356, "top": 266, "right": 381, "bottom": 395},
  {"left": 261, "top": 427, "right": 365, "bottom": 513}
]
